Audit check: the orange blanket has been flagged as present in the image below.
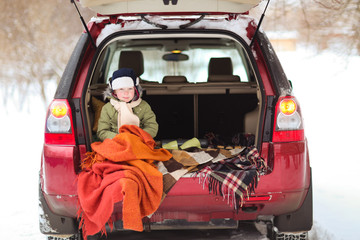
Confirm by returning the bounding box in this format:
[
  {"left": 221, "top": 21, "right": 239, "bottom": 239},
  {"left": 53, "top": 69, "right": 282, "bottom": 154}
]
[{"left": 77, "top": 125, "right": 172, "bottom": 238}]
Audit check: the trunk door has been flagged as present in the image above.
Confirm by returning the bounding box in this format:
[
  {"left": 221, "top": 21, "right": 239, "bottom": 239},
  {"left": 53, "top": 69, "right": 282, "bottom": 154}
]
[{"left": 78, "top": 0, "right": 262, "bottom": 15}]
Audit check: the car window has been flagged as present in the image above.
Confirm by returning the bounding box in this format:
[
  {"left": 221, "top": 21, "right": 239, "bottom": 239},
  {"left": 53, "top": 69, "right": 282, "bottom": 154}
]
[{"left": 97, "top": 36, "right": 253, "bottom": 84}]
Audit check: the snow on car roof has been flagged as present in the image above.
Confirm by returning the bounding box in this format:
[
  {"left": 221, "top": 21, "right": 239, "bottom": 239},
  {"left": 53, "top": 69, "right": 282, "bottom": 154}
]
[
  {"left": 93, "top": 15, "right": 255, "bottom": 46},
  {"left": 79, "top": 0, "right": 262, "bottom": 15}
]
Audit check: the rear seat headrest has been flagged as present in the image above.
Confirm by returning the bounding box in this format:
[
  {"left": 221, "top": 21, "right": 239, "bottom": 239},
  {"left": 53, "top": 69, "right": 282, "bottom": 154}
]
[
  {"left": 208, "top": 57, "right": 233, "bottom": 75},
  {"left": 162, "top": 76, "right": 188, "bottom": 83},
  {"left": 208, "top": 57, "right": 240, "bottom": 82},
  {"left": 119, "top": 51, "right": 144, "bottom": 77}
]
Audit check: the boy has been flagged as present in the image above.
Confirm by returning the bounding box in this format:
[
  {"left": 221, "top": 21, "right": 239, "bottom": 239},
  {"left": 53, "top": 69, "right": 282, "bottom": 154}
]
[{"left": 97, "top": 68, "right": 158, "bottom": 140}]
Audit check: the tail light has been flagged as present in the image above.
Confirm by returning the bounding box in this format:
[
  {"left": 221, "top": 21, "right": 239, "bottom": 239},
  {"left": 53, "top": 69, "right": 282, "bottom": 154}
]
[
  {"left": 273, "top": 96, "right": 304, "bottom": 142},
  {"left": 44, "top": 99, "right": 76, "bottom": 145}
]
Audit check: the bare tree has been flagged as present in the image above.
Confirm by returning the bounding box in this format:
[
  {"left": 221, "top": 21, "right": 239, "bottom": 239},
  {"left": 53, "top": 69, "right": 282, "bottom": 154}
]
[
  {"left": 1, "top": 0, "right": 358, "bottom": 108},
  {"left": 261, "top": 0, "right": 360, "bottom": 55},
  {"left": 0, "top": 0, "right": 92, "bottom": 108}
]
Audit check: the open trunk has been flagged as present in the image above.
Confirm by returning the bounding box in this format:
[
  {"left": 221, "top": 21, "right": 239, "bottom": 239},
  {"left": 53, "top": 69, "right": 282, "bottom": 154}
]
[
  {"left": 85, "top": 31, "right": 263, "bottom": 148},
  {"left": 77, "top": 21, "right": 272, "bottom": 232}
]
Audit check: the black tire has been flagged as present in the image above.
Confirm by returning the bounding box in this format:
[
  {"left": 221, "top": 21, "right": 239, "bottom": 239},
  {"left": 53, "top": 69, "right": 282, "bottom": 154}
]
[
  {"left": 272, "top": 231, "right": 308, "bottom": 240},
  {"left": 267, "top": 221, "right": 308, "bottom": 240},
  {"left": 47, "top": 232, "right": 82, "bottom": 240}
]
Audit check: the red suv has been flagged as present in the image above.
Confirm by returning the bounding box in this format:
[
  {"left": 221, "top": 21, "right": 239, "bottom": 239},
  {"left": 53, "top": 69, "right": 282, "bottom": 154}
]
[{"left": 39, "top": 1, "right": 312, "bottom": 239}]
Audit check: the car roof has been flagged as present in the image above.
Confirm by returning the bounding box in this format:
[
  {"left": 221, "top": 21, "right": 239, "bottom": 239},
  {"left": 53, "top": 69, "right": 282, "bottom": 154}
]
[{"left": 78, "top": 0, "right": 262, "bottom": 16}]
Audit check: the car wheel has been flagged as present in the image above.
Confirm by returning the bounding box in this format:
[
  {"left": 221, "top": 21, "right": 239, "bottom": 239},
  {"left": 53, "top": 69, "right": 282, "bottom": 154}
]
[
  {"left": 273, "top": 231, "right": 308, "bottom": 240},
  {"left": 47, "top": 233, "right": 82, "bottom": 240},
  {"left": 267, "top": 227, "right": 308, "bottom": 240}
]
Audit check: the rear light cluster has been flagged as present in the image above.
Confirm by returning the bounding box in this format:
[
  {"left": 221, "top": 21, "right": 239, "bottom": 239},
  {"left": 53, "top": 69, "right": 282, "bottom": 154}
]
[
  {"left": 47, "top": 101, "right": 71, "bottom": 133},
  {"left": 44, "top": 100, "right": 76, "bottom": 145},
  {"left": 273, "top": 96, "right": 304, "bottom": 142}
]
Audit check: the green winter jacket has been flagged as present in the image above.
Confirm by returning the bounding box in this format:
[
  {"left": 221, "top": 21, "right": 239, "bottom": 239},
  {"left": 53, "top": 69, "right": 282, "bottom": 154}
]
[{"left": 97, "top": 99, "right": 158, "bottom": 141}]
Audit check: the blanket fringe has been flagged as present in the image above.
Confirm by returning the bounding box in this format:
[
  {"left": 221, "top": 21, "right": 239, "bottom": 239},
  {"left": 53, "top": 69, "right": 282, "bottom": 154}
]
[
  {"left": 77, "top": 205, "right": 113, "bottom": 240},
  {"left": 77, "top": 207, "right": 87, "bottom": 240},
  {"left": 81, "top": 152, "right": 103, "bottom": 170},
  {"left": 199, "top": 171, "right": 256, "bottom": 210},
  {"left": 197, "top": 146, "right": 266, "bottom": 211}
]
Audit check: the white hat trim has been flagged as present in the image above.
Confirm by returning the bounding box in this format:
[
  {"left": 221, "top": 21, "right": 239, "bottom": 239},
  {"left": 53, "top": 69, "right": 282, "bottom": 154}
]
[{"left": 111, "top": 76, "right": 135, "bottom": 90}]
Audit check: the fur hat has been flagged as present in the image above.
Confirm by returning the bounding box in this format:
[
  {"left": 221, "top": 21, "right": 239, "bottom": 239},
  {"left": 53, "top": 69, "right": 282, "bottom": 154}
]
[
  {"left": 110, "top": 68, "right": 139, "bottom": 90},
  {"left": 109, "top": 68, "right": 142, "bottom": 101}
]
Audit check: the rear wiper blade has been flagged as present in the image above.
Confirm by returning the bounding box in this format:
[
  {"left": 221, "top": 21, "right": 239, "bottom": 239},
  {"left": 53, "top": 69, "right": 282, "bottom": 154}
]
[
  {"left": 180, "top": 14, "right": 207, "bottom": 29},
  {"left": 140, "top": 14, "right": 168, "bottom": 29}
]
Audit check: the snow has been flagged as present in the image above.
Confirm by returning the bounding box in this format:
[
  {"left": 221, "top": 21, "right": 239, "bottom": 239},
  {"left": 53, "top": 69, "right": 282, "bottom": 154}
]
[
  {"left": 0, "top": 98, "right": 46, "bottom": 239},
  {"left": 80, "top": 0, "right": 261, "bottom": 16},
  {"left": 277, "top": 48, "right": 360, "bottom": 240},
  {"left": 95, "top": 16, "right": 253, "bottom": 46},
  {"left": 266, "top": 31, "right": 298, "bottom": 40},
  {"left": 1, "top": 49, "right": 359, "bottom": 240}
]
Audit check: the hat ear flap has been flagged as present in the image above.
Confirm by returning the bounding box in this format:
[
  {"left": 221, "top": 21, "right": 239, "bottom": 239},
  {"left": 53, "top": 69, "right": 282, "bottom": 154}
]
[
  {"left": 133, "top": 87, "right": 140, "bottom": 101},
  {"left": 108, "top": 77, "right": 113, "bottom": 89},
  {"left": 135, "top": 77, "right": 139, "bottom": 86}
]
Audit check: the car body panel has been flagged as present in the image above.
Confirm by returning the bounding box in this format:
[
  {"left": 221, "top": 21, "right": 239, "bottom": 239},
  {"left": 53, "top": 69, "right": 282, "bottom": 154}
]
[{"left": 41, "top": 144, "right": 78, "bottom": 196}]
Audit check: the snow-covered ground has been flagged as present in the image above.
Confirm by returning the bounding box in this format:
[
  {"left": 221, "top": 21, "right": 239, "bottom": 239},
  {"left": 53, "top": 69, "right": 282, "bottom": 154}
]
[
  {"left": 0, "top": 91, "right": 47, "bottom": 239},
  {"left": 277, "top": 48, "right": 360, "bottom": 240},
  {"left": 0, "top": 49, "right": 359, "bottom": 240}
]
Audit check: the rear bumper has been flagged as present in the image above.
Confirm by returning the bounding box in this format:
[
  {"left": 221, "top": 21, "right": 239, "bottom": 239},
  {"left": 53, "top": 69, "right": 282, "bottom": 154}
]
[
  {"left": 145, "top": 140, "right": 311, "bottom": 222},
  {"left": 40, "top": 140, "right": 311, "bottom": 225},
  {"left": 144, "top": 182, "right": 308, "bottom": 223}
]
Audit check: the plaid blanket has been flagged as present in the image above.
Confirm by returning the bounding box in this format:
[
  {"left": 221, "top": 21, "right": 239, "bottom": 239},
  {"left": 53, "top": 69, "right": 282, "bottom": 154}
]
[
  {"left": 158, "top": 147, "right": 244, "bottom": 197},
  {"left": 197, "top": 146, "right": 266, "bottom": 209},
  {"left": 160, "top": 146, "right": 266, "bottom": 209}
]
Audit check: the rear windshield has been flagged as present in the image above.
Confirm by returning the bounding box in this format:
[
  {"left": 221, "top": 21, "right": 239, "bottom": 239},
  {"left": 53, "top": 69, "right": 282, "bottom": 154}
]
[{"left": 92, "top": 35, "right": 255, "bottom": 84}]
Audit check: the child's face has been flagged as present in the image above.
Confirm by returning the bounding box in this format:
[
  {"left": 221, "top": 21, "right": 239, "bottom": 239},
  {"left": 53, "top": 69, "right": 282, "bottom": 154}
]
[{"left": 114, "top": 87, "right": 135, "bottom": 103}]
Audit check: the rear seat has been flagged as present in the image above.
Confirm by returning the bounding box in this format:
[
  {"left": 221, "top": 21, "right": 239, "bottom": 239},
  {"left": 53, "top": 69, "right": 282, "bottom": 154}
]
[
  {"left": 118, "top": 50, "right": 144, "bottom": 77},
  {"left": 207, "top": 57, "right": 240, "bottom": 82},
  {"left": 118, "top": 50, "right": 156, "bottom": 84}
]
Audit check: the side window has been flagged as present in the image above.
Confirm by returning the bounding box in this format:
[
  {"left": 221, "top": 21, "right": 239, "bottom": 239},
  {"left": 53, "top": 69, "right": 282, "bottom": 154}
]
[{"left": 106, "top": 49, "right": 120, "bottom": 83}]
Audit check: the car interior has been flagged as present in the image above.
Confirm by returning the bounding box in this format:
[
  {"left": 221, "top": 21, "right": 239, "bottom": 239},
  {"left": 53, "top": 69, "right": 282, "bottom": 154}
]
[{"left": 85, "top": 34, "right": 261, "bottom": 146}]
